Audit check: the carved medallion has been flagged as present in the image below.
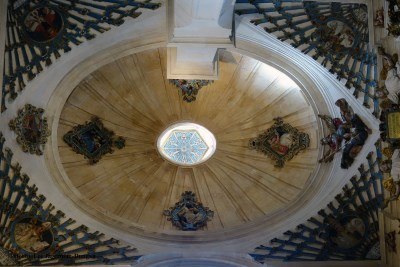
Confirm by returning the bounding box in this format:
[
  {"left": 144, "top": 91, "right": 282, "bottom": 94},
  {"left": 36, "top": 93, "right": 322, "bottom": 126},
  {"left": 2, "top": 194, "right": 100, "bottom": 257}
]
[
  {"left": 9, "top": 104, "right": 51, "bottom": 155},
  {"left": 326, "top": 213, "right": 367, "bottom": 250},
  {"left": 311, "top": 19, "right": 357, "bottom": 56},
  {"left": 249, "top": 117, "right": 310, "bottom": 168},
  {"left": 10, "top": 215, "right": 55, "bottom": 255},
  {"left": 63, "top": 116, "right": 125, "bottom": 164},
  {"left": 163, "top": 191, "right": 214, "bottom": 231},
  {"left": 23, "top": 6, "right": 64, "bottom": 44},
  {"left": 170, "top": 80, "right": 212, "bottom": 102}
]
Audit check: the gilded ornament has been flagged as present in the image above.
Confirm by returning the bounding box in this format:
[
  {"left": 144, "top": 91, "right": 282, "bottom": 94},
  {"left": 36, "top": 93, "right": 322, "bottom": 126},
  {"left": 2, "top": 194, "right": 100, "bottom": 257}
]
[{"left": 249, "top": 117, "right": 310, "bottom": 168}]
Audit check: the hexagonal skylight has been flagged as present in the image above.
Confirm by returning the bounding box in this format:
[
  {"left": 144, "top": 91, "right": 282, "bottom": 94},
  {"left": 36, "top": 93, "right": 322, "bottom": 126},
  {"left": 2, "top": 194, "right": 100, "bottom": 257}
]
[{"left": 157, "top": 123, "right": 216, "bottom": 166}]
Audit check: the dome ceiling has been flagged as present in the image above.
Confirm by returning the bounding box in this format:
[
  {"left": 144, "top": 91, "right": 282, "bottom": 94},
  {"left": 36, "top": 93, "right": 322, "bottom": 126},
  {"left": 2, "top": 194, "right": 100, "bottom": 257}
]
[{"left": 56, "top": 48, "right": 319, "bottom": 235}]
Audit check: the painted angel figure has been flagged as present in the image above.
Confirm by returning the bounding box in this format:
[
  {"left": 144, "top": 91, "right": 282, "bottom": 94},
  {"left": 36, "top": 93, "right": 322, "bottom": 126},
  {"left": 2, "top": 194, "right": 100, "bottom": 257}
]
[{"left": 318, "top": 114, "right": 348, "bottom": 163}]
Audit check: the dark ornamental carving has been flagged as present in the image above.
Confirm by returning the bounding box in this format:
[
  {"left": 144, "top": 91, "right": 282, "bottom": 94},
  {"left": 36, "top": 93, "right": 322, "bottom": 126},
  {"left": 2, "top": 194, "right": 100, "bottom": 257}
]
[
  {"left": 9, "top": 104, "right": 51, "bottom": 155},
  {"left": 385, "top": 231, "right": 397, "bottom": 253},
  {"left": 170, "top": 80, "right": 212, "bottom": 102},
  {"left": 163, "top": 191, "right": 214, "bottom": 231},
  {"left": 249, "top": 117, "right": 310, "bottom": 168},
  {"left": 63, "top": 117, "right": 125, "bottom": 164}
]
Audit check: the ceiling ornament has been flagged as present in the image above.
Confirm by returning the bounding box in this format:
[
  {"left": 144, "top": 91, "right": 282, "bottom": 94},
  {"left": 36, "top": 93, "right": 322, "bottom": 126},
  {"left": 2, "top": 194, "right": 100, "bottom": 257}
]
[
  {"left": 235, "top": 1, "right": 378, "bottom": 117},
  {"left": 163, "top": 191, "right": 214, "bottom": 231},
  {"left": 9, "top": 104, "right": 51, "bottom": 155},
  {"left": 2, "top": 0, "right": 161, "bottom": 112},
  {"left": 249, "top": 144, "right": 383, "bottom": 262},
  {"left": 0, "top": 132, "right": 141, "bottom": 265},
  {"left": 249, "top": 117, "right": 310, "bottom": 168},
  {"left": 169, "top": 80, "right": 212, "bottom": 102},
  {"left": 319, "top": 98, "right": 371, "bottom": 169},
  {"left": 63, "top": 117, "right": 125, "bottom": 164}
]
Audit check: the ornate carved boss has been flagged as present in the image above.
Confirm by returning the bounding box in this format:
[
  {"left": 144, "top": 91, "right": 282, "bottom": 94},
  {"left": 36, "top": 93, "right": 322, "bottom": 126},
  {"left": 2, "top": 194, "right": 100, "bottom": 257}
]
[
  {"left": 163, "top": 191, "right": 214, "bottom": 231},
  {"left": 9, "top": 104, "right": 51, "bottom": 155},
  {"left": 249, "top": 117, "right": 310, "bottom": 168},
  {"left": 63, "top": 117, "right": 125, "bottom": 164},
  {"left": 169, "top": 80, "right": 212, "bottom": 103}
]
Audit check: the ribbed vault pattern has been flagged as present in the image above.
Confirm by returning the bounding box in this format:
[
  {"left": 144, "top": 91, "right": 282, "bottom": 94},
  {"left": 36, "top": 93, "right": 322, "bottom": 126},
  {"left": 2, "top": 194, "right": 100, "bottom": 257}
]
[{"left": 56, "top": 48, "right": 319, "bottom": 233}]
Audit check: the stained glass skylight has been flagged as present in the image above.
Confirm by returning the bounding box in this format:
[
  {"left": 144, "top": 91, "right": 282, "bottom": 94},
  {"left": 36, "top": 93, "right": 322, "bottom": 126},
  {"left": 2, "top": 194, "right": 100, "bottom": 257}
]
[{"left": 157, "top": 123, "right": 216, "bottom": 166}]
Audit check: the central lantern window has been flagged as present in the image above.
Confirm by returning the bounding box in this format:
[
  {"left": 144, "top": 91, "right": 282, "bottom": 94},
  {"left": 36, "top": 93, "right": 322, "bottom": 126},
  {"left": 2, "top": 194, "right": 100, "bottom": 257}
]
[{"left": 157, "top": 122, "right": 216, "bottom": 166}]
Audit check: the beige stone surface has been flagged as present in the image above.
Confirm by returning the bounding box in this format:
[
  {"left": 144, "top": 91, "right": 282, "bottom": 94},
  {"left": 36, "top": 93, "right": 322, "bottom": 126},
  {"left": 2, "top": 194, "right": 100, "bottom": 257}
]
[{"left": 57, "top": 48, "right": 319, "bottom": 233}]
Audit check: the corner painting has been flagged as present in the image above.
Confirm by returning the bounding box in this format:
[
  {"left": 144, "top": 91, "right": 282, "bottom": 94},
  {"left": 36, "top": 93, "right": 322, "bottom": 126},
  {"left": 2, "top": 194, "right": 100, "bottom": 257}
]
[
  {"left": 9, "top": 215, "right": 55, "bottom": 255},
  {"left": 163, "top": 191, "right": 214, "bottom": 231},
  {"left": 249, "top": 117, "right": 310, "bottom": 168},
  {"left": 23, "top": 6, "right": 64, "bottom": 43},
  {"left": 9, "top": 104, "right": 51, "bottom": 155},
  {"left": 63, "top": 117, "right": 125, "bottom": 164}
]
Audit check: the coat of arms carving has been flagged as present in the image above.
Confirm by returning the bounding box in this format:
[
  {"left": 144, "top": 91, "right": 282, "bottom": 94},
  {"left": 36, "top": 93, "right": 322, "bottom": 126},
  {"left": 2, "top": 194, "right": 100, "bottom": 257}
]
[
  {"left": 163, "top": 191, "right": 214, "bottom": 231},
  {"left": 9, "top": 104, "right": 51, "bottom": 155},
  {"left": 170, "top": 80, "right": 212, "bottom": 103},
  {"left": 63, "top": 116, "right": 125, "bottom": 164},
  {"left": 249, "top": 117, "right": 310, "bottom": 168}
]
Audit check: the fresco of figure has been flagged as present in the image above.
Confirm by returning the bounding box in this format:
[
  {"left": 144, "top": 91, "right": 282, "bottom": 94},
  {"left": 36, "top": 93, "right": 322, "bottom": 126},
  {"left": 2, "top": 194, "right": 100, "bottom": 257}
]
[
  {"left": 24, "top": 7, "right": 63, "bottom": 43},
  {"left": 14, "top": 221, "right": 52, "bottom": 253},
  {"left": 327, "top": 216, "right": 365, "bottom": 249},
  {"left": 268, "top": 129, "right": 293, "bottom": 156}
]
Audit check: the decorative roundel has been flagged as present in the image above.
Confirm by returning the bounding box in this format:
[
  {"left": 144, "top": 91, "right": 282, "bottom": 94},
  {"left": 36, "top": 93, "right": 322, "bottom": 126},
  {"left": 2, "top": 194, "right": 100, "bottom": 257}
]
[
  {"left": 23, "top": 6, "right": 64, "bottom": 43},
  {"left": 327, "top": 214, "right": 366, "bottom": 250},
  {"left": 157, "top": 122, "right": 217, "bottom": 166},
  {"left": 10, "top": 216, "right": 55, "bottom": 255},
  {"left": 312, "top": 19, "right": 356, "bottom": 52}
]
